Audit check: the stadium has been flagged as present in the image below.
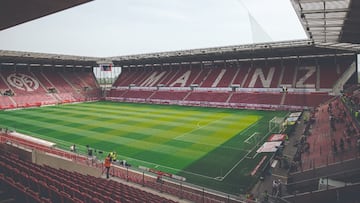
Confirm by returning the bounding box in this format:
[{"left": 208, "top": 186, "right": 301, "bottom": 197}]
[{"left": 0, "top": 0, "right": 360, "bottom": 203}]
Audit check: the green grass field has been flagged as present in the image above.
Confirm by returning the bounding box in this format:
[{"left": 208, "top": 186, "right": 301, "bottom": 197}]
[{"left": 0, "top": 101, "right": 288, "bottom": 195}]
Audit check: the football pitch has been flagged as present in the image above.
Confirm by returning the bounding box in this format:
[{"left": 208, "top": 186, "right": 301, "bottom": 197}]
[{"left": 0, "top": 101, "right": 288, "bottom": 194}]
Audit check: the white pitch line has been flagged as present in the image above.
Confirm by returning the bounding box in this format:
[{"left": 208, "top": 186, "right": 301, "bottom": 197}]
[
  {"left": 219, "top": 129, "right": 272, "bottom": 181},
  {"left": 238, "top": 119, "right": 261, "bottom": 138},
  {"left": 174, "top": 115, "right": 229, "bottom": 140},
  {"left": 244, "top": 131, "right": 259, "bottom": 144},
  {"left": 118, "top": 153, "right": 219, "bottom": 180}
]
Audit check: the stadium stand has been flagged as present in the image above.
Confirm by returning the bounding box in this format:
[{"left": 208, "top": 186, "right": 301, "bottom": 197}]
[
  {"left": 216, "top": 64, "right": 238, "bottom": 88},
  {"left": 122, "top": 89, "right": 154, "bottom": 99},
  {"left": 298, "top": 97, "right": 360, "bottom": 170},
  {"left": 0, "top": 53, "right": 358, "bottom": 203},
  {"left": 107, "top": 56, "right": 356, "bottom": 111},
  {"left": 113, "top": 60, "right": 336, "bottom": 89},
  {"left": 0, "top": 132, "right": 246, "bottom": 203},
  {"left": 150, "top": 90, "right": 189, "bottom": 101},
  {"left": 0, "top": 68, "right": 100, "bottom": 109},
  {"left": 0, "top": 150, "right": 178, "bottom": 203},
  {"left": 282, "top": 92, "right": 334, "bottom": 108},
  {"left": 228, "top": 92, "right": 283, "bottom": 106},
  {"left": 184, "top": 91, "right": 229, "bottom": 103},
  {"left": 1, "top": 0, "right": 360, "bottom": 202}
]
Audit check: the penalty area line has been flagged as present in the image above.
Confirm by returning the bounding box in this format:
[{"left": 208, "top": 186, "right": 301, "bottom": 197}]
[
  {"left": 244, "top": 132, "right": 259, "bottom": 144},
  {"left": 220, "top": 129, "right": 272, "bottom": 180},
  {"left": 119, "top": 154, "right": 219, "bottom": 180}
]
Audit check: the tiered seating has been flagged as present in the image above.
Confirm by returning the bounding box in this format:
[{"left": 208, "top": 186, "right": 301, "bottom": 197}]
[
  {"left": 280, "top": 61, "right": 296, "bottom": 87},
  {"left": 32, "top": 70, "right": 55, "bottom": 89},
  {"left": 61, "top": 71, "right": 87, "bottom": 91},
  {"left": 122, "top": 90, "right": 154, "bottom": 99},
  {"left": 185, "top": 91, "right": 229, "bottom": 103},
  {"left": 231, "top": 64, "right": 249, "bottom": 86},
  {"left": 0, "top": 72, "right": 11, "bottom": 90},
  {"left": 0, "top": 152, "right": 177, "bottom": 203},
  {"left": 108, "top": 89, "right": 128, "bottom": 97},
  {"left": 12, "top": 95, "right": 57, "bottom": 107},
  {"left": 242, "top": 66, "right": 282, "bottom": 88},
  {"left": 296, "top": 65, "right": 317, "bottom": 89},
  {"left": 150, "top": 90, "right": 188, "bottom": 100},
  {"left": 229, "top": 92, "right": 283, "bottom": 105},
  {"left": 318, "top": 60, "right": 348, "bottom": 88},
  {"left": 201, "top": 68, "right": 223, "bottom": 87},
  {"left": 106, "top": 57, "right": 354, "bottom": 110},
  {"left": 191, "top": 68, "right": 209, "bottom": 86},
  {"left": 165, "top": 66, "right": 190, "bottom": 87},
  {"left": 114, "top": 59, "right": 351, "bottom": 90},
  {"left": 113, "top": 68, "right": 138, "bottom": 87},
  {"left": 136, "top": 68, "right": 169, "bottom": 87},
  {"left": 185, "top": 65, "right": 202, "bottom": 87},
  {"left": 76, "top": 71, "right": 99, "bottom": 89},
  {"left": 42, "top": 70, "right": 74, "bottom": 93},
  {"left": 216, "top": 66, "right": 238, "bottom": 87},
  {"left": 63, "top": 71, "right": 101, "bottom": 100},
  {"left": 283, "top": 93, "right": 333, "bottom": 107},
  {"left": 158, "top": 66, "right": 181, "bottom": 86},
  {"left": 0, "top": 96, "right": 15, "bottom": 109},
  {"left": 1, "top": 68, "right": 58, "bottom": 107},
  {"left": 0, "top": 68, "right": 101, "bottom": 109},
  {"left": 297, "top": 98, "right": 359, "bottom": 170}
]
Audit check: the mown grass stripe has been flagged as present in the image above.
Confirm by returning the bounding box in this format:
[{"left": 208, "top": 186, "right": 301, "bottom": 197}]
[{"left": 0, "top": 101, "right": 288, "bottom": 195}]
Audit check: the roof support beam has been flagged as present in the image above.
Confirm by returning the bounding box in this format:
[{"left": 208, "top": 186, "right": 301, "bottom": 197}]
[{"left": 301, "top": 8, "right": 349, "bottom": 14}]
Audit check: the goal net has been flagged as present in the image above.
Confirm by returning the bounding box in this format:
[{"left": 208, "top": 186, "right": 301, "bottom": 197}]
[{"left": 269, "top": 116, "right": 285, "bottom": 133}]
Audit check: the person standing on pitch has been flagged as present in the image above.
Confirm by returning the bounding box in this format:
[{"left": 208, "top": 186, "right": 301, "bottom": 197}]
[{"left": 104, "top": 154, "right": 111, "bottom": 179}]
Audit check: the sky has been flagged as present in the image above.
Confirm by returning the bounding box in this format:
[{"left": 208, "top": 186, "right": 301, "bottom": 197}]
[{"left": 0, "top": 0, "right": 307, "bottom": 57}]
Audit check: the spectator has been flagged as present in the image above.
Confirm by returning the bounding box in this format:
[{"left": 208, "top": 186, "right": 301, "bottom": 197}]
[
  {"left": 339, "top": 138, "right": 345, "bottom": 152},
  {"left": 277, "top": 179, "right": 282, "bottom": 197},
  {"left": 70, "top": 144, "right": 76, "bottom": 152},
  {"left": 104, "top": 154, "right": 111, "bottom": 179},
  {"left": 272, "top": 180, "right": 278, "bottom": 195},
  {"left": 246, "top": 192, "right": 255, "bottom": 203},
  {"left": 346, "top": 136, "right": 352, "bottom": 150},
  {"left": 110, "top": 151, "right": 117, "bottom": 162},
  {"left": 332, "top": 139, "right": 338, "bottom": 154},
  {"left": 262, "top": 190, "right": 269, "bottom": 203}
]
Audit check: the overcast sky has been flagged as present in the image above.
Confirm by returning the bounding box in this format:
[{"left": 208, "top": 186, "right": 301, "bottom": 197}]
[{"left": 0, "top": 0, "right": 306, "bottom": 57}]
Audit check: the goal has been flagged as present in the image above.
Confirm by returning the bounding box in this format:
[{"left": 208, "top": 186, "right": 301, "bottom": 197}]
[{"left": 269, "top": 117, "right": 285, "bottom": 133}]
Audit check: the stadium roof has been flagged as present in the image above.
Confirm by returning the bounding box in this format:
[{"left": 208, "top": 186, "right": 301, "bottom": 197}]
[
  {"left": 0, "top": 0, "right": 92, "bottom": 31},
  {"left": 291, "top": 0, "right": 360, "bottom": 44},
  {"left": 1, "top": 40, "right": 357, "bottom": 68},
  {"left": 111, "top": 40, "right": 359, "bottom": 67},
  {"left": 0, "top": 50, "right": 98, "bottom": 68}
]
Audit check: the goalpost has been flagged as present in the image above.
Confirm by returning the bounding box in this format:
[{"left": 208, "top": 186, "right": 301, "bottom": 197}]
[{"left": 269, "top": 116, "right": 285, "bottom": 133}]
